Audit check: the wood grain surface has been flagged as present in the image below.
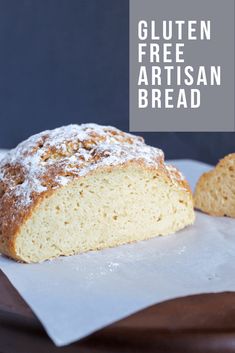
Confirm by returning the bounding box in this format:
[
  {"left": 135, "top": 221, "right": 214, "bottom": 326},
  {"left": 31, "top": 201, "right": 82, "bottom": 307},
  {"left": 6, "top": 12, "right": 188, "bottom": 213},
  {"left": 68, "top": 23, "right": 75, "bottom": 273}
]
[{"left": 1, "top": 270, "right": 235, "bottom": 353}]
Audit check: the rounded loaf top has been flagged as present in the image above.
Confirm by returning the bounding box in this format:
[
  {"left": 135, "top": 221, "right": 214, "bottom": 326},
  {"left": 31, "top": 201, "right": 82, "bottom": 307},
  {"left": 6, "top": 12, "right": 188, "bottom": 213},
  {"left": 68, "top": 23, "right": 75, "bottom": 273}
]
[{"left": 0, "top": 123, "right": 169, "bottom": 208}]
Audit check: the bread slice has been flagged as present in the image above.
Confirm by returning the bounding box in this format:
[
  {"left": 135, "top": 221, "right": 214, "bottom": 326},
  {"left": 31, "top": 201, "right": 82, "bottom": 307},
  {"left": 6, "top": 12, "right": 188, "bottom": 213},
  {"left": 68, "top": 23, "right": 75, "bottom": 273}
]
[
  {"left": 194, "top": 153, "right": 235, "bottom": 217},
  {"left": 0, "top": 124, "right": 195, "bottom": 263}
]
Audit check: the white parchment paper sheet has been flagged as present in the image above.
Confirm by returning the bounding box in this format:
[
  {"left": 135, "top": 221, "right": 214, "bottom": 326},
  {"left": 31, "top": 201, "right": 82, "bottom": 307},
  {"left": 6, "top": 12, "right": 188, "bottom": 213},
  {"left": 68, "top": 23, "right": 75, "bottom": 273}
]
[{"left": 0, "top": 158, "right": 235, "bottom": 346}]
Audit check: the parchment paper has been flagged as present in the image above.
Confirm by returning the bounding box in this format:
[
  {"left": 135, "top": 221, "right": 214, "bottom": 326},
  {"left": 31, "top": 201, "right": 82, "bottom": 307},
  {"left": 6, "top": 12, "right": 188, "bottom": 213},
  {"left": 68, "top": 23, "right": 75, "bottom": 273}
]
[{"left": 0, "top": 158, "right": 235, "bottom": 346}]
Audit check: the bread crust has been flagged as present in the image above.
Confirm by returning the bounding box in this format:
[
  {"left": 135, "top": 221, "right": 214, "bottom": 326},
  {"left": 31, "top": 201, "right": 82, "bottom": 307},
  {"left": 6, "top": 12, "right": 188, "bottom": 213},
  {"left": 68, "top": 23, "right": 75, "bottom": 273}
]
[
  {"left": 194, "top": 153, "right": 235, "bottom": 217},
  {"left": 0, "top": 124, "right": 192, "bottom": 261}
]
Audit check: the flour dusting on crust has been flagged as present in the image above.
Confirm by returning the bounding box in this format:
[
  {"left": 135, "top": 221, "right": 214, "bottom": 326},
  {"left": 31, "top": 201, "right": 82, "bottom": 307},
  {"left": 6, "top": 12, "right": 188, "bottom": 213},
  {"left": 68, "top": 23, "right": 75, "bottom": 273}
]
[{"left": 0, "top": 124, "right": 168, "bottom": 208}]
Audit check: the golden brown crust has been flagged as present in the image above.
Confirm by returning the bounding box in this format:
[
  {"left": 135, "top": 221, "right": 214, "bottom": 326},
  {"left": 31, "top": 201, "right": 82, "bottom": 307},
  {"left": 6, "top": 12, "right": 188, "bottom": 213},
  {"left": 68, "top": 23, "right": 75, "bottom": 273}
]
[
  {"left": 0, "top": 124, "right": 191, "bottom": 260},
  {"left": 194, "top": 153, "right": 235, "bottom": 217}
]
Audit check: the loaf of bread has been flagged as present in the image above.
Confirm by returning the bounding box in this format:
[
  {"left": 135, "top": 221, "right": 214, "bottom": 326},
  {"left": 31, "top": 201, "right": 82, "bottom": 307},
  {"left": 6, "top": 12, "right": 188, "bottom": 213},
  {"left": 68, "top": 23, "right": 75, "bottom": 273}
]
[
  {"left": 194, "top": 153, "right": 235, "bottom": 217},
  {"left": 0, "top": 124, "right": 195, "bottom": 263}
]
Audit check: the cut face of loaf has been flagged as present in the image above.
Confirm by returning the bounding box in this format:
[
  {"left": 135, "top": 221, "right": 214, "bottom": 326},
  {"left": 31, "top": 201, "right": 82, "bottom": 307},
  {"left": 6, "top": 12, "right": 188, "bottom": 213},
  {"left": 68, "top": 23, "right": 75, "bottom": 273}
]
[
  {"left": 14, "top": 164, "right": 194, "bottom": 263},
  {"left": 194, "top": 153, "right": 235, "bottom": 217},
  {"left": 0, "top": 124, "right": 194, "bottom": 263}
]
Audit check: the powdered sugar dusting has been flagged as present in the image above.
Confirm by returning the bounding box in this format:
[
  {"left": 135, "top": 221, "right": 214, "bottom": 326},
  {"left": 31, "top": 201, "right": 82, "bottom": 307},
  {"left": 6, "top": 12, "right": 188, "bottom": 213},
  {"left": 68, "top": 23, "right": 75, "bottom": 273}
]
[{"left": 0, "top": 124, "right": 165, "bottom": 209}]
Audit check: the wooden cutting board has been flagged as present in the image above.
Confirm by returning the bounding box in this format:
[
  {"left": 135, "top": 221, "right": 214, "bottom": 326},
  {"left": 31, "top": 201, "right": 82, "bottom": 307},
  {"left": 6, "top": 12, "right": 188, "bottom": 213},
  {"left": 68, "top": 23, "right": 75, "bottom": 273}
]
[{"left": 1, "top": 269, "right": 235, "bottom": 353}]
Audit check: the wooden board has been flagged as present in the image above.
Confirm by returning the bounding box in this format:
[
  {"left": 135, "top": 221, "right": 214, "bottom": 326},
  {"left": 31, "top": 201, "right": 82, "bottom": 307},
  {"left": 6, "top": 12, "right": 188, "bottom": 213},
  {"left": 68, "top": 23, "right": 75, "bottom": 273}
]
[{"left": 1, "top": 269, "right": 235, "bottom": 353}]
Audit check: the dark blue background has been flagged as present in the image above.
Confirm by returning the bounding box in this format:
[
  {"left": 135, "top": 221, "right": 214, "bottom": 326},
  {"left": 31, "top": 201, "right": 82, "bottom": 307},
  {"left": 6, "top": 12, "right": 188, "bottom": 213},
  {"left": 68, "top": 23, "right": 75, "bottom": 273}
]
[{"left": 0, "top": 0, "right": 234, "bottom": 164}]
